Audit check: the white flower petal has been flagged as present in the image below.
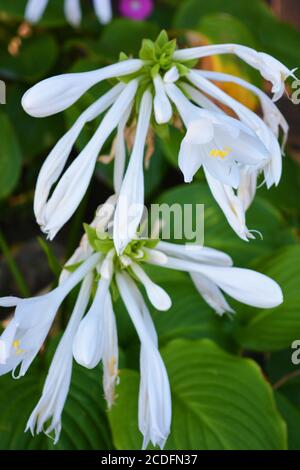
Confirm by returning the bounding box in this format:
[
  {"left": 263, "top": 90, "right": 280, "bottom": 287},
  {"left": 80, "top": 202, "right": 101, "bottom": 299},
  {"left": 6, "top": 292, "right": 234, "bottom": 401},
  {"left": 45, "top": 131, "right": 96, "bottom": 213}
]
[
  {"left": 22, "top": 60, "right": 143, "bottom": 117},
  {"left": 25, "top": 0, "right": 48, "bottom": 23},
  {"left": 113, "top": 89, "right": 152, "bottom": 254},
  {"left": 130, "top": 263, "right": 172, "bottom": 311},
  {"left": 64, "top": 0, "right": 82, "bottom": 26},
  {"left": 41, "top": 80, "right": 138, "bottom": 239},
  {"left": 93, "top": 0, "right": 112, "bottom": 24},
  {"left": 153, "top": 75, "right": 172, "bottom": 124},
  {"left": 157, "top": 241, "right": 233, "bottom": 266},
  {"left": 26, "top": 273, "right": 93, "bottom": 443},
  {"left": 116, "top": 272, "right": 171, "bottom": 449}
]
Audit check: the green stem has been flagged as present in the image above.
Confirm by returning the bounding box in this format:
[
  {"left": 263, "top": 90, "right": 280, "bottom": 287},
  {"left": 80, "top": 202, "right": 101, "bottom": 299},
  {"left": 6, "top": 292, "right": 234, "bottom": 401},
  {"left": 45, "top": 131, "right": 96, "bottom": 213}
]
[{"left": 0, "top": 230, "right": 30, "bottom": 297}]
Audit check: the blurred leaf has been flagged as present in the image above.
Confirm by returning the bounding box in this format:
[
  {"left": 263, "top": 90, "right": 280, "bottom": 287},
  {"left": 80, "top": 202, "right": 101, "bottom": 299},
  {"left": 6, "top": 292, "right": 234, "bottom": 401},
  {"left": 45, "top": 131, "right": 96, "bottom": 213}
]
[
  {"left": 38, "top": 236, "right": 61, "bottom": 279},
  {"left": 97, "top": 19, "right": 159, "bottom": 60},
  {"left": 0, "top": 34, "right": 58, "bottom": 82},
  {"left": 0, "top": 359, "right": 113, "bottom": 450},
  {"left": 236, "top": 246, "right": 300, "bottom": 352},
  {"left": 0, "top": 111, "right": 22, "bottom": 199},
  {"left": 156, "top": 182, "right": 297, "bottom": 266},
  {"left": 108, "top": 339, "right": 286, "bottom": 450}
]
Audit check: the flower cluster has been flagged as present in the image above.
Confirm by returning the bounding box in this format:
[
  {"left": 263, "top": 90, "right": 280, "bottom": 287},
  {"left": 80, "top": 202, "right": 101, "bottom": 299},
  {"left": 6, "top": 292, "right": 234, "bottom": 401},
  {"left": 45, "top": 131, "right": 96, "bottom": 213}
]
[
  {"left": 0, "top": 197, "right": 283, "bottom": 447},
  {"left": 22, "top": 31, "right": 294, "bottom": 246},
  {"left": 0, "top": 29, "right": 296, "bottom": 448}
]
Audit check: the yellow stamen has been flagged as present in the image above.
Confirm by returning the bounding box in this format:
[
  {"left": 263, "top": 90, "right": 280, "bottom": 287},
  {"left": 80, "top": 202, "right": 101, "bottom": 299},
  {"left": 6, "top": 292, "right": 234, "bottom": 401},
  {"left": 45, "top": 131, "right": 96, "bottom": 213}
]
[
  {"left": 13, "top": 340, "right": 25, "bottom": 356},
  {"left": 210, "top": 147, "right": 232, "bottom": 159}
]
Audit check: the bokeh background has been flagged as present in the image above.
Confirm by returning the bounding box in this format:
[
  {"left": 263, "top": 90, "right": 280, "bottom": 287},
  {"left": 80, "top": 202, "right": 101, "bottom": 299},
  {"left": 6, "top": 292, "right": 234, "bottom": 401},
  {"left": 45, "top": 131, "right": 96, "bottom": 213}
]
[{"left": 0, "top": 0, "right": 300, "bottom": 450}]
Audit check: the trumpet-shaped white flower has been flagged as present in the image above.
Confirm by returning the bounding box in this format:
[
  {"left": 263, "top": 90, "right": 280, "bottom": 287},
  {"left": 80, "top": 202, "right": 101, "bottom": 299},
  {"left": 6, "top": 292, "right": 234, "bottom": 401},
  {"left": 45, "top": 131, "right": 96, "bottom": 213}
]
[
  {"left": 22, "top": 31, "right": 293, "bottom": 241},
  {"left": 26, "top": 274, "right": 94, "bottom": 443},
  {"left": 0, "top": 215, "right": 283, "bottom": 447},
  {"left": 25, "top": 0, "right": 112, "bottom": 26}
]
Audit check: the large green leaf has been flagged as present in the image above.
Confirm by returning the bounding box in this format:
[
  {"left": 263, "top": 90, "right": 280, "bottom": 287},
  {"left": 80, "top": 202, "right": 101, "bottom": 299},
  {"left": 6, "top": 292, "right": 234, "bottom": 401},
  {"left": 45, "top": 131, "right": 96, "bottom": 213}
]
[
  {"left": 0, "top": 112, "right": 22, "bottom": 199},
  {"left": 0, "top": 360, "right": 113, "bottom": 450},
  {"left": 108, "top": 339, "right": 286, "bottom": 450},
  {"left": 156, "top": 182, "right": 297, "bottom": 266},
  {"left": 235, "top": 246, "right": 300, "bottom": 352}
]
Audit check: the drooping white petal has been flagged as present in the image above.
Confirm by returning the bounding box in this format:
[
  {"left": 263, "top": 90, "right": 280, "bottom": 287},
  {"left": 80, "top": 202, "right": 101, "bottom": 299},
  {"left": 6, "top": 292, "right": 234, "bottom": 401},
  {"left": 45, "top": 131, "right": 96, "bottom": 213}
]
[
  {"left": 153, "top": 74, "right": 172, "bottom": 124},
  {"left": 93, "top": 0, "right": 112, "bottom": 24},
  {"left": 157, "top": 241, "right": 233, "bottom": 266},
  {"left": 73, "top": 276, "right": 110, "bottom": 369},
  {"left": 190, "top": 272, "right": 234, "bottom": 315},
  {"left": 173, "top": 44, "right": 294, "bottom": 101},
  {"left": 34, "top": 83, "right": 123, "bottom": 226},
  {"left": 188, "top": 70, "right": 281, "bottom": 186},
  {"left": 152, "top": 255, "right": 283, "bottom": 309},
  {"left": 205, "top": 169, "right": 254, "bottom": 241},
  {"left": 25, "top": 0, "right": 49, "bottom": 23},
  {"left": 26, "top": 273, "right": 93, "bottom": 443},
  {"left": 130, "top": 263, "right": 172, "bottom": 311},
  {"left": 182, "top": 82, "right": 224, "bottom": 113},
  {"left": 0, "top": 254, "right": 100, "bottom": 375},
  {"left": 116, "top": 272, "right": 171, "bottom": 449},
  {"left": 22, "top": 60, "right": 143, "bottom": 117},
  {"left": 41, "top": 80, "right": 138, "bottom": 239},
  {"left": 113, "top": 89, "right": 153, "bottom": 255},
  {"left": 64, "top": 0, "right": 82, "bottom": 26}
]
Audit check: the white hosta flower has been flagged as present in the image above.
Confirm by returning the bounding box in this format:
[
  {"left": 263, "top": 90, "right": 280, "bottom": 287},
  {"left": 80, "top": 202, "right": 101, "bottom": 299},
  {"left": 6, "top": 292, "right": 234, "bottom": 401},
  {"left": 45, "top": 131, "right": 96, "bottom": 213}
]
[
  {"left": 165, "top": 83, "right": 268, "bottom": 188},
  {"left": 25, "top": 0, "right": 112, "bottom": 26},
  {"left": 22, "top": 31, "right": 292, "bottom": 242},
  {"left": 0, "top": 254, "right": 100, "bottom": 378},
  {"left": 0, "top": 218, "right": 284, "bottom": 447},
  {"left": 187, "top": 70, "right": 283, "bottom": 187},
  {"left": 26, "top": 273, "right": 93, "bottom": 443}
]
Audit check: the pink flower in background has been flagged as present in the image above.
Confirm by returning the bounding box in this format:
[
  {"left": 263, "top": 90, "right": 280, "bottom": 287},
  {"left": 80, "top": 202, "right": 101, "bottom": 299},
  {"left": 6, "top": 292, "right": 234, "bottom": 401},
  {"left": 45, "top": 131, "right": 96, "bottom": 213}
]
[{"left": 119, "top": 0, "right": 153, "bottom": 20}]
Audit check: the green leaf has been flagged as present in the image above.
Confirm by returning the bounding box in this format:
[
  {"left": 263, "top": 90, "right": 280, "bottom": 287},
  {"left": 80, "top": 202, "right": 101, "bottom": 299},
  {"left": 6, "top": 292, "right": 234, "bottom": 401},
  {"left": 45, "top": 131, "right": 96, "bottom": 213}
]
[
  {"left": 108, "top": 339, "right": 286, "bottom": 450},
  {"left": 275, "top": 392, "right": 300, "bottom": 450},
  {"left": 0, "top": 360, "right": 113, "bottom": 450},
  {"left": 235, "top": 246, "right": 300, "bottom": 352},
  {"left": 0, "top": 112, "right": 22, "bottom": 199},
  {"left": 38, "top": 237, "right": 62, "bottom": 279},
  {"left": 98, "top": 19, "right": 159, "bottom": 61},
  {"left": 156, "top": 182, "right": 297, "bottom": 266}
]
